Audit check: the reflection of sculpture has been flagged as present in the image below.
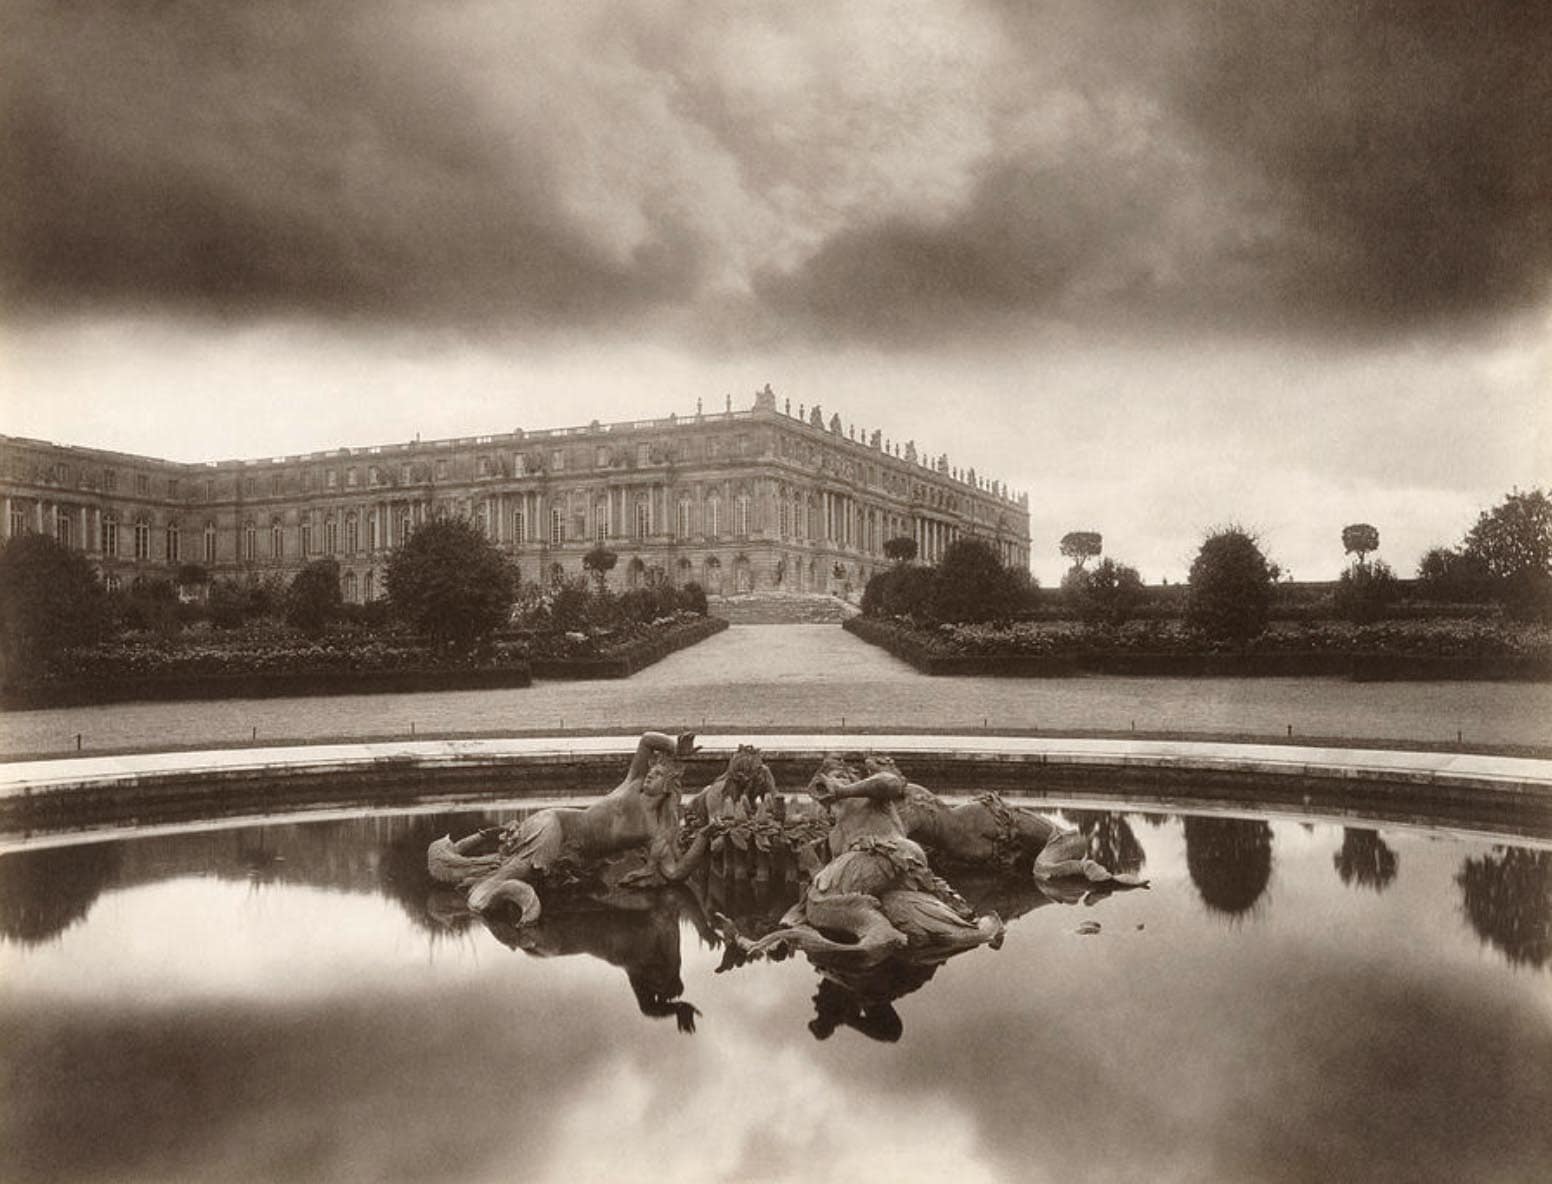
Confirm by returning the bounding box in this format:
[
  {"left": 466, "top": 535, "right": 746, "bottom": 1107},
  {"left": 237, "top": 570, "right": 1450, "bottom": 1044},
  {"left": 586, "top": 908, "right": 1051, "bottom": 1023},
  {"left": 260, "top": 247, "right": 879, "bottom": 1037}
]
[
  {"left": 1333, "top": 828, "right": 1397, "bottom": 893},
  {"left": 485, "top": 889, "right": 707, "bottom": 1032},
  {"left": 1184, "top": 816, "right": 1273, "bottom": 918},
  {"left": 1456, "top": 846, "right": 1551, "bottom": 969},
  {"left": 426, "top": 732, "right": 716, "bottom": 920}
]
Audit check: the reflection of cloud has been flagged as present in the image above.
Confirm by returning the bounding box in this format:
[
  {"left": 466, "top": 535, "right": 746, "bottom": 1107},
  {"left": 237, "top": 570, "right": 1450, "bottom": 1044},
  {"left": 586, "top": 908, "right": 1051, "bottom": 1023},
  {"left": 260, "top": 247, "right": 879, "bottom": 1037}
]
[{"left": 546, "top": 1041, "right": 1003, "bottom": 1184}]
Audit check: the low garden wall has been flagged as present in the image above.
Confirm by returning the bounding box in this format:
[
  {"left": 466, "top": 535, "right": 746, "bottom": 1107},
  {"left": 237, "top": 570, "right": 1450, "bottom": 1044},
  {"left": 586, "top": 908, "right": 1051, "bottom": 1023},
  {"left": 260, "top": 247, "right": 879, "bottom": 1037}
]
[{"left": 844, "top": 616, "right": 1552, "bottom": 681}]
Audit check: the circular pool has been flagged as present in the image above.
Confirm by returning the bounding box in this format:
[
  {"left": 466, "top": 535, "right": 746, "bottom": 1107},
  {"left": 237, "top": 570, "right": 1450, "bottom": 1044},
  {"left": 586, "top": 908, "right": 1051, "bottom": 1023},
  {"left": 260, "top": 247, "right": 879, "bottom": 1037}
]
[{"left": 2, "top": 778, "right": 1548, "bottom": 1184}]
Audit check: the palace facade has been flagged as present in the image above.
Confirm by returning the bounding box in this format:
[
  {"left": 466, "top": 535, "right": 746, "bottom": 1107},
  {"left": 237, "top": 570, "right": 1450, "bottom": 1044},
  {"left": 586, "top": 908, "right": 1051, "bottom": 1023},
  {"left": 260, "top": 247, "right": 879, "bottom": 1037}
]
[{"left": 0, "top": 386, "right": 1030, "bottom": 600}]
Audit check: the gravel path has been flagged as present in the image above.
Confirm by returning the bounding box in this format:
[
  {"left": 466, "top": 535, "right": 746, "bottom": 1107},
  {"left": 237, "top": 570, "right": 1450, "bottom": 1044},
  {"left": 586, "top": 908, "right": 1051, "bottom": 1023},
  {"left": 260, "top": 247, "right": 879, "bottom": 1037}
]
[{"left": 3, "top": 624, "right": 1548, "bottom": 758}]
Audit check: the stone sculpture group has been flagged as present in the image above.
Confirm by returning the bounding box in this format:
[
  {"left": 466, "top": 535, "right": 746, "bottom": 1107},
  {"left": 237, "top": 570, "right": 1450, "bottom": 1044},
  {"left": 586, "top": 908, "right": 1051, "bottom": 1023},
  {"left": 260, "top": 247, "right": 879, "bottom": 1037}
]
[{"left": 427, "top": 732, "right": 1146, "bottom": 968}]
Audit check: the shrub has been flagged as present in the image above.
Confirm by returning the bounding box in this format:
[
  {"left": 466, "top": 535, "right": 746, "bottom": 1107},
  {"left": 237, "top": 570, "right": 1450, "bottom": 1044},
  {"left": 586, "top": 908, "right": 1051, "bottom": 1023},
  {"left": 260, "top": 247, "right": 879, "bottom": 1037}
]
[
  {"left": 0, "top": 533, "right": 110, "bottom": 682},
  {"left": 882, "top": 536, "right": 918, "bottom": 564},
  {"left": 1079, "top": 558, "right": 1145, "bottom": 627},
  {"left": 385, "top": 516, "right": 516, "bottom": 649},
  {"left": 207, "top": 579, "right": 248, "bottom": 630},
  {"left": 679, "top": 580, "right": 709, "bottom": 617},
  {"left": 1333, "top": 559, "right": 1400, "bottom": 623},
  {"left": 583, "top": 545, "right": 618, "bottom": 593},
  {"left": 286, "top": 559, "right": 344, "bottom": 637},
  {"left": 1186, "top": 527, "right": 1275, "bottom": 643},
  {"left": 929, "top": 538, "right": 1022, "bottom": 624}
]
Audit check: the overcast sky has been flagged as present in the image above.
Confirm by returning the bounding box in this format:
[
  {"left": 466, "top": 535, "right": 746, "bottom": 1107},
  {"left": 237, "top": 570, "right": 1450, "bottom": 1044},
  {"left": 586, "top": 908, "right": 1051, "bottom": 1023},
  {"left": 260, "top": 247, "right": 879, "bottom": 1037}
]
[{"left": 3, "top": 0, "right": 1548, "bottom": 583}]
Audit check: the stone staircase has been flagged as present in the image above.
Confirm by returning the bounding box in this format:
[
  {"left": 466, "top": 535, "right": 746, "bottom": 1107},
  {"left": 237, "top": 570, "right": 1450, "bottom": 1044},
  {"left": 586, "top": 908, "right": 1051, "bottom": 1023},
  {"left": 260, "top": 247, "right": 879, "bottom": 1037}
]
[{"left": 707, "top": 592, "right": 859, "bottom": 625}]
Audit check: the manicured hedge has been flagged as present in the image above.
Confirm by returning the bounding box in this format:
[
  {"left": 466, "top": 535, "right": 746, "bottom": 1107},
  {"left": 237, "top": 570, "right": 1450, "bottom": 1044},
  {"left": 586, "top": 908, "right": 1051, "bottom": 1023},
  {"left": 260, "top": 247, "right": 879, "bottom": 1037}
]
[
  {"left": 3, "top": 613, "right": 729, "bottom": 708},
  {"left": 843, "top": 616, "right": 1552, "bottom": 681}
]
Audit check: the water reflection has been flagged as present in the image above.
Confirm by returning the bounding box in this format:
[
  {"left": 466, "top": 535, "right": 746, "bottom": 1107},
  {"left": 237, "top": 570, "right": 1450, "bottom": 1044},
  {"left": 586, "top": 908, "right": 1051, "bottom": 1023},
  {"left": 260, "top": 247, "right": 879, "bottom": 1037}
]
[
  {"left": 1063, "top": 808, "right": 1147, "bottom": 876},
  {"left": 0, "top": 843, "right": 120, "bottom": 946},
  {"left": 1457, "top": 847, "right": 1552, "bottom": 969},
  {"left": 1333, "top": 827, "right": 1398, "bottom": 893},
  {"left": 5, "top": 804, "right": 1552, "bottom": 1184},
  {"left": 1183, "top": 816, "right": 1274, "bottom": 919}
]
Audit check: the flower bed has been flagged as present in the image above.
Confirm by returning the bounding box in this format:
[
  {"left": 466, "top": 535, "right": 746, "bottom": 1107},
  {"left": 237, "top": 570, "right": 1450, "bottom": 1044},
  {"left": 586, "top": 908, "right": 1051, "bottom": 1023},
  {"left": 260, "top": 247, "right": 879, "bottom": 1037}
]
[
  {"left": 2, "top": 613, "right": 729, "bottom": 708},
  {"left": 845, "top": 616, "right": 1552, "bottom": 680},
  {"left": 527, "top": 614, "right": 728, "bottom": 679}
]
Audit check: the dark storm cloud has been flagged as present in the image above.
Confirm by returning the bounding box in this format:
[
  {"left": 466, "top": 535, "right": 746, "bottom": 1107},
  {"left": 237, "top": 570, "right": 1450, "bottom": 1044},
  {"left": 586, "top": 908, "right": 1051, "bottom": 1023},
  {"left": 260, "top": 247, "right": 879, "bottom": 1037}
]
[
  {"left": 3, "top": 0, "right": 1549, "bottom": 341},
  {"left": 762, "top": 0, "right": 1552, "bottom": 343},
  {"left": 0, "top": 1, "right": 706, "bottom": 325}
]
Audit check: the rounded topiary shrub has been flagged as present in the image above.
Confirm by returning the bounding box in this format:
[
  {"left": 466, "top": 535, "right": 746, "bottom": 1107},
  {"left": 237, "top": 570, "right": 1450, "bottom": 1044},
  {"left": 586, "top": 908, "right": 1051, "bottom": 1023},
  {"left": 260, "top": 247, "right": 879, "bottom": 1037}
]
[{"left": 1186, "top": 527, "right": 1274, "bottom": 643}]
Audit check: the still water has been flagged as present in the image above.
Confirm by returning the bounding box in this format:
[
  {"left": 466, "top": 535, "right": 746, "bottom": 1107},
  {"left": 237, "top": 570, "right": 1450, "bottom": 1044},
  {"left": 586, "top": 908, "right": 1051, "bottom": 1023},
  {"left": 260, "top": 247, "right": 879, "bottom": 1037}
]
[{"left": 2, "top": 801, "right": 1549, "bottom": 1184}]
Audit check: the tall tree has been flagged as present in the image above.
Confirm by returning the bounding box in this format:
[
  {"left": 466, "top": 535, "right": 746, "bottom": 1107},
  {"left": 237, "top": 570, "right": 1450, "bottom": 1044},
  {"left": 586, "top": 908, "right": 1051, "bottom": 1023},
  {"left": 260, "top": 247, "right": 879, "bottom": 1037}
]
[
  {"left": 1058, "top": 531, "right": 1103, "bottom": 570},
  {"left": 1463, "top": 488, "right": 1551, "bottom": 580},
  {"left": 1340, "top": 523, "right": 1379, "bottom": 567},
  {"left": 1462, "top": 488, "right": 1552, "bottom": 619}
]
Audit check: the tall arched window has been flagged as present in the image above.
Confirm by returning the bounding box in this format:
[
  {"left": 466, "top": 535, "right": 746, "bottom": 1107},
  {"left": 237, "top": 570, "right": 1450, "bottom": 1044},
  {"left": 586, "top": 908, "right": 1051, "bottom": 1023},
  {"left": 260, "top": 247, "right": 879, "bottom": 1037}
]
[
  {"left": 549, "top": 506, "right": 565, "bottom": 545},
  {"left": 735, "top": 495, "right": 749, "bottom": 536},
  {"left": 345, "top": 513, "right": 359, "bottom": 553},
  {"left": 634, "top": 498, "right": 650, "bottom": 539},
  {"left": 513, "top": 508, "right": 527, "bottom": 547},
  {"left": 324, "top": 517, "right": 338, "bottom": 554},
  {"left": 368, "top": 512, "right": 380, "bottom": 551},
  {"left": 55, "top": 512, "right": 71, "bottom": 548},
  {"left": 363, "top": 570, "right": 375, "bottom": 601},
  {"left": 243, "top": 521, "right": 256, "bottom": 562},
  {"left": 343, "top": 570, "right": 358, "bottom": 602},
  {"left": 165, "top": 523, "right": 180, "bottom": 562},
  {"left": 677, "top": 499, "right": 691, "bottom": 540},
  {"left": 102, "top": 514, "right": 119, "bottom": 557},
  {"left": 300, "top": 518, "right": 314, "bottom": 555},
  {"left": 204, "top": 522, "right": 217, "bottom": 563},
  {"left": 706, "top": 496, "right": 721, "bottom": 538},
  {"left": 270, "top": 519, "right": 284, "bottom": 559},
  {"left": 793, "top": 493, "right": 804, "bottom": 541},
  {"left": 778, "top": 496, "right": 790, "bottom": 538},
  {"left": 595, "top": 500, "right": 609, "bottom": 541}
]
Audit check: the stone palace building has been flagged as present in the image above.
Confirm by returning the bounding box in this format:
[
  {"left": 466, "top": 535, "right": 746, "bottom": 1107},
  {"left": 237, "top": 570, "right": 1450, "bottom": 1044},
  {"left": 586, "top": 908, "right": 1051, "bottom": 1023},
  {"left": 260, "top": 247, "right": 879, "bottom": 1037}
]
[{"left": 0, "top": 386, "right": 1031, "bottom": 600}]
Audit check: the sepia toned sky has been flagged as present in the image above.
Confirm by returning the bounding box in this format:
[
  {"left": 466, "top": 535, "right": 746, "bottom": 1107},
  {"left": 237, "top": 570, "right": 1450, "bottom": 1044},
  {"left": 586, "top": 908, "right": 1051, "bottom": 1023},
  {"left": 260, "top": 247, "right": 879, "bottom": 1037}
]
[{"left": 3, "top": 0, "right": 1548, "bottom": 582}]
